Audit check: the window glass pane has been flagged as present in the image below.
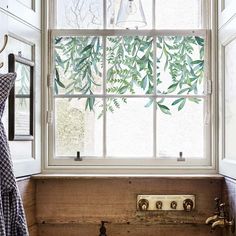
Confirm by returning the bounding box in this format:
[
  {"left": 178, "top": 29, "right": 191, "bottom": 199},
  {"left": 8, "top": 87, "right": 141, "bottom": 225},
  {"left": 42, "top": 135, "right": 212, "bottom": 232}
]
[
  {"left": 15, "top": 98, "right": 30, "bottom": 135},
  {"left": 106, "top": 36, "right": 153, "bottom": 95},
  {"left": 225, "top": 0, "right": 233, "bottom": 9},
  {"left": 107, "top": 0, "right": 152, "bottom": 29},
  {"left": 225, "top": 39, "right": 236, "bottom": 160},
  {"left": 107, "top": 98, "right": 153, "bottom": 157},
  {"left": 54, "top": 36, "right": 103, "bottom": 95},
  {"left": 55, "top": 98, "right": 103, "bottom": 157},
  {"left": 15, "top": 62, "right": 30, "bottom": 95},
  {"left": 16, "top": 0, "right": 33, "bottom": 9},
  {"left": 8, "top": 37, "right": 32, "bottom": 60},
  {"left": 156, "top": 36, "right": 205, "bottom": 95},
  {"left": 56, "top": 0, "right": 103, "bottom": 29},
  {"left": 155, "top": 0, "right": 202, "bottom": 29},
  {"left": 156, "top": 98, "right": 204, "bottom": 158}
]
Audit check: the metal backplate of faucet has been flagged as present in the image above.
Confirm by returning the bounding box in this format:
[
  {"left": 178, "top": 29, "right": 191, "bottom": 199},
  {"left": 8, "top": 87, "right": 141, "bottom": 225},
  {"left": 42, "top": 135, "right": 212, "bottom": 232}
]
[{"left": 137, "top": 195, "right": 195, "bottom": 211}]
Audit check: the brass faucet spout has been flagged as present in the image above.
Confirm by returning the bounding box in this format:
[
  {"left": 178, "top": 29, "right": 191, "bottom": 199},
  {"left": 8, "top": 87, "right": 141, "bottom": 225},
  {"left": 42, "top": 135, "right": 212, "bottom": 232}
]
[
  {"left": 205, "top": 215, "right": 218, "bottom": 225},
  {"left": 211, "top": 219, "right": 225, "bottom": 229}
]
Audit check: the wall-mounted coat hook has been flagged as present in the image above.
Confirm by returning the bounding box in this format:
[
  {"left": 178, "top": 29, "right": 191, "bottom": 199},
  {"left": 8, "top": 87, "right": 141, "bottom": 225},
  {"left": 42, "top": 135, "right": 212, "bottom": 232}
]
[{"left": 0, "top": 34, "right": 9, "bottom": 68}]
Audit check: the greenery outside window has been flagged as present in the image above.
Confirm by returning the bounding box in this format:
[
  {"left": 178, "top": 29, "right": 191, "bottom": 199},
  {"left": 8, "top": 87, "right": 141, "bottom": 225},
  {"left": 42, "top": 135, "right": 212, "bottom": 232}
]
[{"left": 46, "top": 0, "right": 215, "bottom": 172}]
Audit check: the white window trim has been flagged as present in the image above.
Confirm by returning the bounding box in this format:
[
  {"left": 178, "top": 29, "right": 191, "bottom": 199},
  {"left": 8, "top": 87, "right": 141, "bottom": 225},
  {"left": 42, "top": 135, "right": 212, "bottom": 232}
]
[
  {"left": 218, "top": 1, "right": 236, "bottom": 179},
  {"left": 41, "top": 0, "right": 218, "bottom": 174}
]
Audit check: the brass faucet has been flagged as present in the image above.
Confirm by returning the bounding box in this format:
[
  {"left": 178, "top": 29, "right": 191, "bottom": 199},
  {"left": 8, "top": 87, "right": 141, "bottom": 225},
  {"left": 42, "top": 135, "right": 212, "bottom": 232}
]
[
  {"left": 211, "top": 218, "right": 234, "bottom": 230},
  {"left": 206, "top": 200, "right": 235, "bottom": 233},
  {"left": 205, "top": 214, "right": 219, "bottom": 225},
  {"left": 205, "top": 197, "right": 221, "bottom": 225}
]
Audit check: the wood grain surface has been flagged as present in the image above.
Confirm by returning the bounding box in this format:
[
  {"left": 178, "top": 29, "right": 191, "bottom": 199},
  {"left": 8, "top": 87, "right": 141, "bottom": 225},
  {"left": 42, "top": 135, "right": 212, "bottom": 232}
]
[
  {"left": 18, "top": 178, "right": 37, "bottom": 236},
  {"left": 35, "top": 177, "right": 223, "bottom": 236}
]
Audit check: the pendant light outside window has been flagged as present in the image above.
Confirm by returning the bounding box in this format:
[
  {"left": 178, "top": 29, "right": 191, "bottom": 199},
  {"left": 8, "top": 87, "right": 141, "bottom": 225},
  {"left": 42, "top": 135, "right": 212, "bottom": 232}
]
[{"left": 116, "top": 0, "right": 147, "bottom": 28}]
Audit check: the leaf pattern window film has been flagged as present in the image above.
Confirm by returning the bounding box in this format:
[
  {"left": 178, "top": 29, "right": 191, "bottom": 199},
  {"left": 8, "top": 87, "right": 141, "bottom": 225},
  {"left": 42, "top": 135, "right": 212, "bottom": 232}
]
[
  {"left": 106, "top": 36, "right": 153, "bottom": 95},
  {"left": 15, "top": 62, "right": 31, "bottom": 136},
  {"left": 54, "top": 36, "right": 103, "bottom": 95},
  {"left": 156, "top": 36, "right": 205, "bottom": 96},
  {"left": 53, "top": 34, "right": 206, "bottom": 158}
]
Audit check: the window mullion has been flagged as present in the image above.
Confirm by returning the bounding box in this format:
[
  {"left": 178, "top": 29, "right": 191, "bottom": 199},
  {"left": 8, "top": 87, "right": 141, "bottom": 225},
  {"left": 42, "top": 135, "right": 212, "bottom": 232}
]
[
  {"left": 50, "top": 29, "right": 207, "bottom": 37},
  {"left": 152, "top": 0, "right": 157, "bottom": 161},
  {"left": 103, "top": 0, "right": 107, "bottom": 159},
  {"left": 152, "top": 0, "right": 156, "bottom": 29},
  {"left": 103, "top": 36, "right": 107, "bottom": 159},
  {"left": 153, "top": 36, "right": 157, "bottom": 159},
  {"left": 103, "top": 0, "right": 107, "bottom": 29},
  {"left": 54, "top": 94, "right": 207, "bottom": 99}
]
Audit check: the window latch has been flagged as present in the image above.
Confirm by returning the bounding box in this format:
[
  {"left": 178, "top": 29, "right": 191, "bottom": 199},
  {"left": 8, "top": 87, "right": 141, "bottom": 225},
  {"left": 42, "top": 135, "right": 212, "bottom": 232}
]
[
  {"left": 47, "top": 73, "right": 54, "bottom": 88},
  {"left": 177, "top": 152, "right": 185, "bottom": 162},
  {"left": 206, "top": 80, "right": 212, "bottom": 95},
  {"left": 74, "top": 151, "right": 83, "bottom": 161},
  {"left": 46, "top": 110, "right": 53, "bottom": 124}
]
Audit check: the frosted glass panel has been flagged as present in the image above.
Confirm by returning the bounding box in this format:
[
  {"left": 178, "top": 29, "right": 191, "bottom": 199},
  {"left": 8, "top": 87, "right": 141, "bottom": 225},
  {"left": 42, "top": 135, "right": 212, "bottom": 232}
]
[
  {"left": 55, "top": 98, "right": 103, "bottom": 157},
  {"left": 107, "top": 98, "right": 153, "bottom": 157},
  {"left": 15, "top": 98, "right": 30, "bottom": 136},
  {"left": 156, "top": 0, "right": 202, "bottom": 29},
  {"left": 225, "top": 39, "right": 236, "bottom": 160},
  {"left": 157, "top": 98, "right": 204, "bottom": 158}
]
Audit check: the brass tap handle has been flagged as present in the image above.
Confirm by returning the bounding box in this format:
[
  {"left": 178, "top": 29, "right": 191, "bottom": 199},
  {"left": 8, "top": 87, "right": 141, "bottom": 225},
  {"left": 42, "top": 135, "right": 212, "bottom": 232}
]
[
  {"left": 183, "top": 199, "right": 194, "bottom": 212},
  {"left": 214, "top": 197, "right": 221, "bottom": 214},
  {"left": 156, "top": 201, "right": 163, "bottom": 210},
  {"left": 214, "top": 197, "right": 220, "bottom": 203},
  {"left": 138, "top": 199, "right": 149, "bottom": 211},
  {"left": 170, "top": 201, "right": 177, "bottom": 210},
  {"left": 219, "top": 203, "right": 226, "bottom": 218}
]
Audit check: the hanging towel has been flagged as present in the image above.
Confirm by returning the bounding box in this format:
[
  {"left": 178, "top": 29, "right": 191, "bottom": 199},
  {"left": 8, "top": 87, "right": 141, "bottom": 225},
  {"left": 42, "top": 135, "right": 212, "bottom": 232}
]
[{"left": 0, "top": 73, "right": 29, "bottom": 236}]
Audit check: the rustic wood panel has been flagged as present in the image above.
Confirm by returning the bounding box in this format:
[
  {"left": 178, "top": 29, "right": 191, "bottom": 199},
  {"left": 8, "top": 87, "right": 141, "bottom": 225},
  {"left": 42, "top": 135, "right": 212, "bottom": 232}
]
[
  {"left": 17, "top": 178, "right": 37, "bottom": 236},
  {"left": 38, "top": 223, "right": 222, "bottom": 236},
  {"left": 35, "top": 177, "right": 223, "bottom": 236},
  {"left": 223, "top": 177, "right": 236, "bottom": 236},
  {"left": 29, "top": 225, "right": 38, "bottom": 236}
]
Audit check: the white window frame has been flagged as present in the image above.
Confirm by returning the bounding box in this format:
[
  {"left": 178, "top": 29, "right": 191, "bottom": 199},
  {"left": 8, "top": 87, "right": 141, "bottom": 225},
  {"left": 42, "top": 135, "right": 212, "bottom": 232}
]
[
  {"left": 41, "top": 0, "right": 218, "bottom": 174},
  {"left": 218, "top": 1, "right": 236, "bottom": 179}
]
